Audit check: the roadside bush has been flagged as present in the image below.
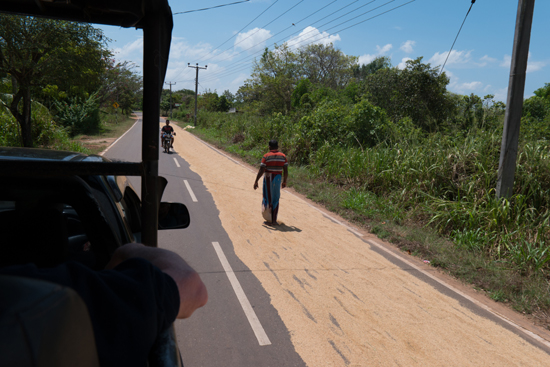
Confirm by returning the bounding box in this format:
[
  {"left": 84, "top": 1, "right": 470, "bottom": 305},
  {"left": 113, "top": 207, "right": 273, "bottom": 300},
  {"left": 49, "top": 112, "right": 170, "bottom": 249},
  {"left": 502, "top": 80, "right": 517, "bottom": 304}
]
[
  {"left": 0, "top": 108, "right": 19, "bottom": 146},
  {"left": 172, "top": 109, "right": 191, "bottom": 122},
  {"left": 54, "top": 93, "right": 101, "bottom": 135}
]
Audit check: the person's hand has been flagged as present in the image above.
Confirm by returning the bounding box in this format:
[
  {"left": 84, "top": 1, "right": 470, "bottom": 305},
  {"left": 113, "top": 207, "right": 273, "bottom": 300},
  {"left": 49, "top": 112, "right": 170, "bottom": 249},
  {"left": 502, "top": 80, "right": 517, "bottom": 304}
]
[
  {"left": 253, "top": 181, "right": 258, "bottom": 190},
  {"left": 107, "top": 243, "right": 207, "bottom": 319},
  {"left": 282, "top": 181, "right": 287, "bottom": 188}
]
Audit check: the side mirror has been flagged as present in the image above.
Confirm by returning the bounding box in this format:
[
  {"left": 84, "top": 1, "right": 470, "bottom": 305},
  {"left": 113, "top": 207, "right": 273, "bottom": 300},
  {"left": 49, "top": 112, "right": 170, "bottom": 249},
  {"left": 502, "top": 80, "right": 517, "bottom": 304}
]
[{"left": 158, "top": 203, "right": 190, "bottom": 230}]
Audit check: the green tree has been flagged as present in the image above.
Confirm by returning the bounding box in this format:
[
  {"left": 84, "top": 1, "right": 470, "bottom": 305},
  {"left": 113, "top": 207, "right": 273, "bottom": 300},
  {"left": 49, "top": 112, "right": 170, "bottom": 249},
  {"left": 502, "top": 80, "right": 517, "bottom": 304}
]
[
  {"left": 244, "top": 43, "right": 357, "bottom": 115},
  {"left": 352, "top": 56, "right": 391, "bottom": 80},
  {"left": 0, "top": 14, "right": 110, "bottom": 146},
  {"left": 533, "top": 83, "right": 550, "bottom": 101},
  {"left": 523, "top": 96, "right": 549, "bottom": 121},
  {"left": 298, "top": 43, "right": 357, "bottom": 90},
  {"left": 363, "top": 57, "right": 453, "bottom": 131},
  {"left": 98, "top": 60, "right": 142, "bottom": 114}
]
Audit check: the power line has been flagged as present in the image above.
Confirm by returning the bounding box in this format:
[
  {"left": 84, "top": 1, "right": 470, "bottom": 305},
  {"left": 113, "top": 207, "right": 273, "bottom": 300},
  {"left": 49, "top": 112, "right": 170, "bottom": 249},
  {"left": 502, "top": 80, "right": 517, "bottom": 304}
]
[
  {"left": 202, "top": 0, "right": 395, "bottom": 81},
  {"left": 196, "top": 0, "right": 281, "bottom": 65},
  {"left": 202, "top": 0, "right": 416, "bottom": 84},
  {"left": 439, "top": 0, "right": 476, "bottom": 76},
  {"left": 174, "top": 0, "right": 250, "bottom": 15},
  {"left": 205, "top": 0, "right": 369, "bottom": 69},
  {"left": 171, "top": 0, "right": 285, "bottom": 83},
  {"left": 209, "top": 0, "right": 306, "bottom": 64}
]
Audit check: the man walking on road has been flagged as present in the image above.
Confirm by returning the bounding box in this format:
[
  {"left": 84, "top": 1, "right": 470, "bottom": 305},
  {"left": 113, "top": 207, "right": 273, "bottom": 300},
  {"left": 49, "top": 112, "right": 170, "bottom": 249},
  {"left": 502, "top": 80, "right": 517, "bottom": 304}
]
[{"left": 254, "top": 140, "right": 288, "bottom": 225}]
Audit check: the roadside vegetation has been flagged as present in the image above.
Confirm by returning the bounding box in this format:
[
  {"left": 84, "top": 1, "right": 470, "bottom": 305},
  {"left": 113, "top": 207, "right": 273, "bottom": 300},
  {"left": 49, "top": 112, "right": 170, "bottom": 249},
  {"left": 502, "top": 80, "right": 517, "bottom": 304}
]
[
  {"left": 0, "top": 14, "right": 142, "bottom": 152},
  {"left": 172, "top": 44, "right": 550, "bottom": 329}
]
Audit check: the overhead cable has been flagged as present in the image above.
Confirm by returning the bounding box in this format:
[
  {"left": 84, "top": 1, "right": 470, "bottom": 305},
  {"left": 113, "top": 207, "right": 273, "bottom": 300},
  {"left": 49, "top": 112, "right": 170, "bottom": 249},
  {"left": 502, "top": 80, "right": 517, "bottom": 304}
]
[
  {"left": 196, "top": 0, "right": 281, "bottom": 64},
  {"left": 174, "top": 0, "right": 250, "bottom": 15},
  {"left": 208, "top": 0, "right": 371, "bottom": 67},
  {"left": 439, "top": 0, "right": 476, "bottom": 75},
  {"left": 202, "top": 0, "right": 416, "bottom": 83}
]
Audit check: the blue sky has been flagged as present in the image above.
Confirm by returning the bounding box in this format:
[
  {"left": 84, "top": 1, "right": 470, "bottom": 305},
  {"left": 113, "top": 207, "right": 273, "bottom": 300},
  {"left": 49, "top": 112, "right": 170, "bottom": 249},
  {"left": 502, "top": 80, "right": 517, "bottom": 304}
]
[{"left": 98, "top": 0, "right": 549, "bottom": 101}]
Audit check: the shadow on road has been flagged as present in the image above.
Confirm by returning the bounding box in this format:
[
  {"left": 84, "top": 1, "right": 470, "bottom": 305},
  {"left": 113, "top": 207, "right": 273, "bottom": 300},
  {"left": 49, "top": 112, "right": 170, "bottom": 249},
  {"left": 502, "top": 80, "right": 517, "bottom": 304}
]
[{"left": 263, "top": 222, "right": 302, "bottom": 232}]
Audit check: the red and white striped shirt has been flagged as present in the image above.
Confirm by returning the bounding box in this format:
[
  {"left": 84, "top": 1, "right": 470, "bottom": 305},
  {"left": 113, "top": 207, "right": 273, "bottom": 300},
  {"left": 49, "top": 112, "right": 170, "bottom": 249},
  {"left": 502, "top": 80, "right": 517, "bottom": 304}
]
[{"left": 260, "top": 150, "right": 288, "bottom": 175}]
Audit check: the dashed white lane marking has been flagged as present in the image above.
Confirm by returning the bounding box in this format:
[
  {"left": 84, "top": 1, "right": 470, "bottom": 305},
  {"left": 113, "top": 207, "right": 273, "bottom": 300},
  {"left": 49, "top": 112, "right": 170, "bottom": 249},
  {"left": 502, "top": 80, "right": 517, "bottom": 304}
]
[
  {"left": 183, "top": 180, "right": 198, "bottom": 202},
  {"left": 211, "top": 241, "right": 272, "bottom": 346},
  {"left": 173, "top": 157, "right": 180, "bottom": 168}
]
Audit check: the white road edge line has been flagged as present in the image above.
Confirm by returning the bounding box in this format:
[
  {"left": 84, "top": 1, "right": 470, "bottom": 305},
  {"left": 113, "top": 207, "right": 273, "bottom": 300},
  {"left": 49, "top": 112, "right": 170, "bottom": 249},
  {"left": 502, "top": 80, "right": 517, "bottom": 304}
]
[
  {"left": 188, "top": 132, "right": 364, "bottom": 236},
  {"left": 367, "top": 239, "right": 550, "bottom": 349},
  {"left": 183, "top": 180, "right": 198, "bottom": 202},
  {"left": 99, "top": 117, "right": 140, "bottom": 156},
  {"left": 211, "top": 241, "right": 272, "bottom": 346},
  {"left": 173, "top": 157, "right": 180, "bottom": 168}
]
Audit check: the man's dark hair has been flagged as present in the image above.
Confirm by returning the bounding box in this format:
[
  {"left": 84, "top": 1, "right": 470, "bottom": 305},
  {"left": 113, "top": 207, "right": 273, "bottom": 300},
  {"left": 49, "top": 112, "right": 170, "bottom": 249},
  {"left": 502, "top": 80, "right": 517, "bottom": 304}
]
[
  {"left": 269, "top": 140, "right": 278, "bottom": 149},
  {"left": 166, "top": 120, "right": 170, "bottom": 124}
]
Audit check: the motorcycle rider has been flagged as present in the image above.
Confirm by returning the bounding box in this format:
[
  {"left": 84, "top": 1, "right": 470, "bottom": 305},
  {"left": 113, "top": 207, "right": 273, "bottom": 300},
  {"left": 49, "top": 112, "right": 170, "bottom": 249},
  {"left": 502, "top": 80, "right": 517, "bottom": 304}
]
[{"left": 160, "top": 119, "right": 176, "bottom": 148}]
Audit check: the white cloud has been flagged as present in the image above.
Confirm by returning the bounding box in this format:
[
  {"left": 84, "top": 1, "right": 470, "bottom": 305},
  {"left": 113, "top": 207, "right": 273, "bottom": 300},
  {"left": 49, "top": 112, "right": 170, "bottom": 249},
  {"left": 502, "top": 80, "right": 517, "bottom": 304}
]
[
  {"left": 457, "top": 81, "right": 483, "bottom": 91},
  {"left": 480, "top": 55, "right": 497, "bottom": 63},
  {"left": 527, "top": 60, "right": 546, "bottom": 73},
  {"left": 286, "top": 26, "right": 340, "bottom": 50},
  {"left": 234, "top": 28, "right": 272, "bottom": 53},
  {"left": 478, "top": 55, "right": 497, "bottom": 67},
  {"left": 400, "top": 40, "right": 415, "bottom": 53},
  {"left": 170, "top": 38, "right": 213, "bottom": 61},
  {"left": 500, "top": 55, "right": 511, "bottom": 68},
  {"left": 113, "top": 37, "right": 143, "bottom": 63},
  {"left": 499, "top": 53, "right": 546, "bottom": 73},
  {"left": 397, "top": 57, "right": 412, "bottom": 69},
  {"left": 494, "top": 87, "right": 508, "bottom": 102},
  {"left": 358, "top": 44, "right": 392, "bottom": 65},
  {"left": 429, "top": 50, "right": 472, "bottom": 67}
]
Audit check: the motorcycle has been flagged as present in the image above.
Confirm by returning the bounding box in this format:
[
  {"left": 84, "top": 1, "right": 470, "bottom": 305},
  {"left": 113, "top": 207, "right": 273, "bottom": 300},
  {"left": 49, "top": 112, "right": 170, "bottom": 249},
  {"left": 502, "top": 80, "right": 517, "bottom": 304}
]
[{"left": 162, "top": 132, "right": 172, "bottom": 153}]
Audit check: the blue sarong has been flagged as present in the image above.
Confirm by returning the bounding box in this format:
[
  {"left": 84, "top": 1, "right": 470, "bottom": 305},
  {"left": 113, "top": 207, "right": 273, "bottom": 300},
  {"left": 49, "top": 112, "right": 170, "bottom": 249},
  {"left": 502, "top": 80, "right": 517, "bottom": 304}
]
[{"left": 262, "top": 172, "right": 282, "bottom": 223}]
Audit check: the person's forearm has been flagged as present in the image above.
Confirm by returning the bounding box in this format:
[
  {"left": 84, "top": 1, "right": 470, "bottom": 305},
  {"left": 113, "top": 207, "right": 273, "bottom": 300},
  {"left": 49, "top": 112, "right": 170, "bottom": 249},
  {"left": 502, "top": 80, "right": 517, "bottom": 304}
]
[
  {"left": 107, "top": 243, "right": 208, "bottom": 319},
  {"left": 255, "top": 167, "right": 265, "bottom": 183}
]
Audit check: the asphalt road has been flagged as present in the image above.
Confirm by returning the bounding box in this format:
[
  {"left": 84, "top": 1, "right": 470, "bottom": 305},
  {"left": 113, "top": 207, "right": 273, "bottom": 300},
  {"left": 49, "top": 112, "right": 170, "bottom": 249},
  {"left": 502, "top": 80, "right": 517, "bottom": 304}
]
[{"left": 104, "top": 114, "right": 306, "bottom": 366}]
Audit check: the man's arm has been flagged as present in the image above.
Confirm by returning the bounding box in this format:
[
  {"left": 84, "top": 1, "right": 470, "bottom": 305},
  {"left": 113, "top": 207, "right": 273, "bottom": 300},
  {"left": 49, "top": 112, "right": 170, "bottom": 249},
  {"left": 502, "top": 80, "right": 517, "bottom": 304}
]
[
  {"left": 282, "top": 165, "right": 288, "bottom": 188},
  {"left": 106, "top": 243, "right": 207, "bottom": 319},
  {"left": 253, "top": 166, "right": 266, "bottom": 190}
]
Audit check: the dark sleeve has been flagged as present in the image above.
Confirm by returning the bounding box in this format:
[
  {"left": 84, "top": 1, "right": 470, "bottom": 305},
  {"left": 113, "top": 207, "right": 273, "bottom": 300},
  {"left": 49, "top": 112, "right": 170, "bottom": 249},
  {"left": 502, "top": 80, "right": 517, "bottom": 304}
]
[{"left": 0, "top": 258, "right": 180, "bottom": 367}]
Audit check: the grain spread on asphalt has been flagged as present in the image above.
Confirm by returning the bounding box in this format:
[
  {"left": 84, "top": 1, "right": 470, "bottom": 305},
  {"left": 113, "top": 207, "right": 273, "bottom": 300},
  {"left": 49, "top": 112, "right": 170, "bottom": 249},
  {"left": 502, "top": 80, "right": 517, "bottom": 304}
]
[{"left": 173, "top": 125, "right": 550, "bottom": 367}]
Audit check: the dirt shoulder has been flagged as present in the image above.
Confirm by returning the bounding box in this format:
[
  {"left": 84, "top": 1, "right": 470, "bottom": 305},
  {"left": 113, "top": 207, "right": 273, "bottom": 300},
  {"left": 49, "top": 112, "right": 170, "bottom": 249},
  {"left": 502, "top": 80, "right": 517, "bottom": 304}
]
[
  {"left": 173, "top": 125, "right": 550, "bottom": 367},
  {"left": 75, "top": 113, "right": 139, "bottom": 154}
]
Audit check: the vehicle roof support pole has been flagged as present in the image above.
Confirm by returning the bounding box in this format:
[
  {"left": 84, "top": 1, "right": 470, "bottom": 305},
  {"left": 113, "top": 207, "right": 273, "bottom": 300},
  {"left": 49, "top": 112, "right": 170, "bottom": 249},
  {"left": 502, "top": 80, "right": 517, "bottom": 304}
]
[{"left": 141, "top": 12, "right": 162, "bottom": 247}]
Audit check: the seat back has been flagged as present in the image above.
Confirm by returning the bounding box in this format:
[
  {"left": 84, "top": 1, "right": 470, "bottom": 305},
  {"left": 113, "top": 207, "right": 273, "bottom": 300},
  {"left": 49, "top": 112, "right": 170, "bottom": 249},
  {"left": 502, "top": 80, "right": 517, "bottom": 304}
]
[{"left": 0, "top": 275, "right": 99, "bottom": 367}]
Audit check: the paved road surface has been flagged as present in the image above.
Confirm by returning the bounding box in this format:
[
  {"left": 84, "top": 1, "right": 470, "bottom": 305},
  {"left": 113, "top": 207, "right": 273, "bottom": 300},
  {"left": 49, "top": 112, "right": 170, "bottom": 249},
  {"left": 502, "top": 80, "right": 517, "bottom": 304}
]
[
  {"left": 104, "top": 114, "right": 550, "bottom": 366},
  {"left": 104, "top": 114, "right": 306, "bottom": 366}
]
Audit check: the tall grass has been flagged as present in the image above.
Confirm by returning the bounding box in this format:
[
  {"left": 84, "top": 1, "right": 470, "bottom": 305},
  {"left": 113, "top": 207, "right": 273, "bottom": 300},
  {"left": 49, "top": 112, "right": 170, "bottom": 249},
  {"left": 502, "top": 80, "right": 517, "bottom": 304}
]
[{"left": 192, "top": 109, "right": 550, "bottom": 279}]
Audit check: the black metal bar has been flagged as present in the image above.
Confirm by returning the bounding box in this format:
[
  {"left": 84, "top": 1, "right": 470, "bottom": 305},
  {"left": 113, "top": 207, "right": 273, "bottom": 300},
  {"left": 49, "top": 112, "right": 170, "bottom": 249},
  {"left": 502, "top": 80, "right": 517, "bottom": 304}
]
[
  {"left": 0, "top": 161, "right": 142, "bottom": 177},
  {"left": 141, "top": 11, "right": 162, "bottom": 248}
]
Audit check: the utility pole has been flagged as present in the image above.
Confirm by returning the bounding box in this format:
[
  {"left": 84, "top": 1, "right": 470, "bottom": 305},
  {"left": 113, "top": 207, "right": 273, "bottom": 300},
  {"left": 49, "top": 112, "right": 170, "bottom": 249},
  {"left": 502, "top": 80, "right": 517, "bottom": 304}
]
[
  {"left": 188, "top": 63, "right": 207, "bottom": 126},
  {"left": 165, "top": 81, "right": 176, "bottom": 118},
  {"left": 496, "top": 0, "right": 536, "bottom": 199}
]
